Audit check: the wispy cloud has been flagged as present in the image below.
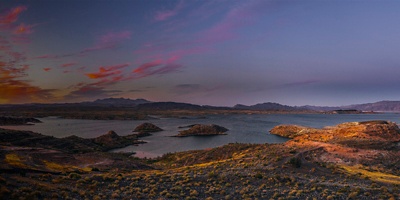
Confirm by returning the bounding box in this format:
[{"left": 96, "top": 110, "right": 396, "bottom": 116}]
[
  {"left": 34, "top": 54, "right": 54, "bottom": 59},
  {"left": 81, "top": 30, "right": 132, "bottom": 54},
  {"left": 0, "top": 6, "right": 27, "bottom": 25},
  {"left": 154, "top": 0, "right": 184, "bottom": 21},
  {"left": 43, "top": 67, "right": 52, "bottom": 72},
  {"left": 197, "top": 1, "right": 270, "bottom": 44},
  {"left": 85, "top": 63, "right": 130, "bottom": 79},
  {"left": 133, "top": 59, "right": 163, "bottom": 73},
  {"left": 132, "top": 58, "right": 183, "bottom": 78},
  {"left": 61, "top": 62, "right": 77, "bottom": 67},
  {"left": 13, "top": 23, "right": 34, "bottom": 34},
  {"left": 64, "top": 85, "right": 122, "bottom": 102}
]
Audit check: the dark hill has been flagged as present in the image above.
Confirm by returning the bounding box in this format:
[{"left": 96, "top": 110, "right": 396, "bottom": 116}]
[
  {"left": 135, "top": 102, "right": 203, "bottom": 111},
  {"left": 92, "top": 98, "right": 151, "bottom": 106},
  {"left": 234, "top": 102, "right": 305, "bottom": 111},
  {"left": 343, "top": 101, "right": 400, "bottom": 112}
]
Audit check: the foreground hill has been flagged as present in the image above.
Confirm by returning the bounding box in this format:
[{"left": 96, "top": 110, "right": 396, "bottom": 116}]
[{"left": 1, "top": 120, "right": 399, "bottom": 199}]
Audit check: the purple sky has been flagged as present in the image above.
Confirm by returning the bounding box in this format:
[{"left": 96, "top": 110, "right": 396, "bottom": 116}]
[{"left": 1, "top": 0, "right": 400, "bottom": 106}]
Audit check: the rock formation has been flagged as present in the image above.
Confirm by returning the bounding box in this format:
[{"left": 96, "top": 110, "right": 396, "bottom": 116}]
[
  {"left": 133, "top": 123, "right": 163, "bottom": 133},
  {"left": 270, "top": 120, "right": 400, "bottom": 148},
  {"left": 133, "top": 123, "right": 163, "bottom": 137},
  {"left": 0, "top": 116, "right": 42, "bottom": 125},
  {"left": 174, "top": 124, "right": 228, "bottom": 137}
]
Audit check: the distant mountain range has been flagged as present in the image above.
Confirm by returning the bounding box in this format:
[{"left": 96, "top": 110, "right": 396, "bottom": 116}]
[
  {"left": 341, "top": 101, "right": 400, "bottom": 112},
  {"left": 234, "top": 102, "right": 303, "bottom": 111},
  {"left": 3, "top": 98, "right": 400, "bottom": 112},
  {"left": 90, "top": 98, "right": 151, "bottom": 106},
  {"left": 82, "top": 98, "right": 400, "bottom": 112}
]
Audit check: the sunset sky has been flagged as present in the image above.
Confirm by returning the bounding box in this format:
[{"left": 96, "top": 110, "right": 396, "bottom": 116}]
[{"left": 1, "top": 0, "right": 400, "bottom": 106}]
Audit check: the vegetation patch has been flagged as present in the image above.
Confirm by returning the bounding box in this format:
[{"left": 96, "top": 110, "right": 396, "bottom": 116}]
[
  {"left": 5, "top": 154, "right": 27, "bottom": 168},
  {"left": 340, "top": 165, "right": 400, "bottom": 185}
]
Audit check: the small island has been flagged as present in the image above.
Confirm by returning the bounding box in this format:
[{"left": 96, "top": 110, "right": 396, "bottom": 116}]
[
  {"left": 174, "top": 124, "right": 228, "bottom": 137},
  {"left": 132, "top": 122, "right": 163, "bottom": 137}
]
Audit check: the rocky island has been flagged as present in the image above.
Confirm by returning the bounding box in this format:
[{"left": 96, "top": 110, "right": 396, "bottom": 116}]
[
  {"left": 132, "top": 122, "right": 163, "bottom": 137},
  {"left": 174, "top": 124, "right": 228, "bottom": 137}
]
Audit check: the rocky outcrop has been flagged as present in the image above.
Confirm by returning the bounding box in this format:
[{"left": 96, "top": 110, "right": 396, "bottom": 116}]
[
  {"left": 270, "top": 120, "right": 400, "bottom": 150},
  {"left": 134, "top": 123, "right": 163, "bottom": 133},
  {"left": 0, "top": 116, "right": 42, "bottom": 125},
  {"left": 269, "top": 125, "right": 320, "bottom": 138},
  {"left": 93, "top": 131, "right": 146, "bottom": 151},
  {"left": 178, "top": 124, "right": 200, "bottom": 129},
  {"left": 0, "top": 128, "right": 144, "bottom": 153},
  {"left": 174, "top": 124, "right": 228, "bottom": 137},
  {"left": 133, "top": 123, "right": 163, "bottom": 138}
]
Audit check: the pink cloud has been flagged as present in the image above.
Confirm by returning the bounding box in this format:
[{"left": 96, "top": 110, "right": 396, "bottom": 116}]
[
  {"left": 61, "top": 62, "right": 77, "bottom": 67},
  {"left": 43, "top": 67, "right": 52, "bottom": 72},
  {"left": 100, "top": 31, "right": 131, "bottom": 44},
  {"left": 132, "top": 58, "right": 183, "bottom": 78},
  {"left": 0, "top": 6, "right": 27, "bottom": 25},
  {"left": 133, "top": 59, "right": 162, "bottom": 73},
  {"left": 154, "top": 0, "right": 184, "bottom": 21},
  {"left": 34, "top": 54, "right": 54, "bottom": 59},
  {"left": 196, "top": 1, "right": 270, "bottom": 45}
]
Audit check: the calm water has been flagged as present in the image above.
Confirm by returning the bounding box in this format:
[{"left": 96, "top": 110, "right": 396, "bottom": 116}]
[{"left": 2, "top": 114, "right": 400, "bottom": 158}]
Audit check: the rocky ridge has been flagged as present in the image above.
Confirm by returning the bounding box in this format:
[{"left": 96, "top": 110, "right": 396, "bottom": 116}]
[{"left": 0, "top": 116, "right": 42, "bottom": 125}]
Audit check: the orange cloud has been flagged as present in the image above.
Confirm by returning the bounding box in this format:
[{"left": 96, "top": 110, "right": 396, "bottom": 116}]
[
  {"left": 13, "top": 23, "right": 34, "bottom": 34},
  {"left": 85, "top": 63, "right": 130, "bottom": 79},
  {"left": 0, "top": 66, "right": 54, "bottom": 103},
  {"left": 43, "top": 67, "right": 52, "bottom": 72}
]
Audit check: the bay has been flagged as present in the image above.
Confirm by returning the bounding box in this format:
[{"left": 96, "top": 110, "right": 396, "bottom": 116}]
[{"left": 2, "top": 113, "right": 400, "bottom": 158}]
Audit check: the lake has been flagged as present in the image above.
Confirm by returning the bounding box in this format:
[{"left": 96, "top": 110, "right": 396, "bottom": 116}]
[{"left": 2, "top": 113, "right": 400, "bottom": 158}]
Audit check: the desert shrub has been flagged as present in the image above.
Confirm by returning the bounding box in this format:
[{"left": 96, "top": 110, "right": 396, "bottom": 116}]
[
  {"left": 289, "top": 157, "right": 301, "bottom": 168},
  {"left": 189, "top": 189, "right": 199, "bottom": 197},
  {"left": 68, "top": 172, "right": 81, "bottom": 180},
  {"left": 208, "top": 171, "right": 217, "bottom": 178},
  {"left": 254, "top": 173, "right": 263, "bottom": 179},
  {"left": 347, "top": 191, "right": 358, "bottom": 199}
]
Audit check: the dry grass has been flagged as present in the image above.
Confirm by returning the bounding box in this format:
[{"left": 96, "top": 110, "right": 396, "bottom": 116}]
[
  {"left": 340, "top": 165, "right": 400, "bottom": 185},
  {"left": 5, "top": 154, "right": 27, "bottom": 168}
]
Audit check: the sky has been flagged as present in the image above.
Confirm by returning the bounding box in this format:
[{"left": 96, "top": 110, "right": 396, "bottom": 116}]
[{"left": 1, "top": 0, "right": 400, "bottom": 106}]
